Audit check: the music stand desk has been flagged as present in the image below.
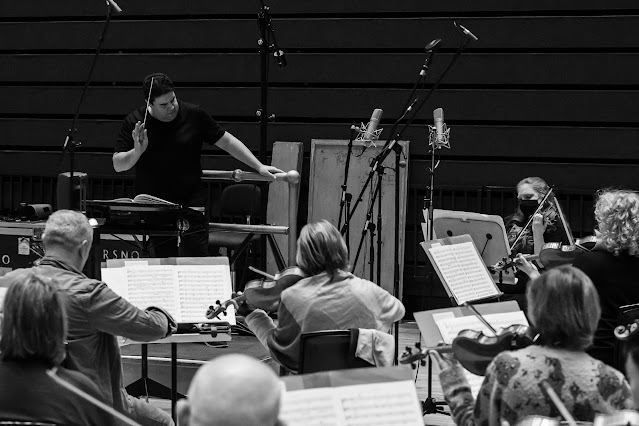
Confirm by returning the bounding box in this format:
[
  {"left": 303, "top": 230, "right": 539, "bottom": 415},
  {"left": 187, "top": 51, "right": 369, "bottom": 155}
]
[
  {"left": 120, "top": 332, "right": 232, "bottom": 421},
  {"left": 432, "top": 209, "right": 515, "bottom": 285},
  {"left": 413, "top": 301, "right": 521, "bottom": 349},
  {"left": 281, "top": 365, "right": 414, "bottom": 391}
]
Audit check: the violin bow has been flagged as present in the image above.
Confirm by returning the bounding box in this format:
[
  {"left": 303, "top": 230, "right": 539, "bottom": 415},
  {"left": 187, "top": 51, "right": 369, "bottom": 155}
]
[
  {"left": 551, "top": 196, "right": 575, "bottom": 247},
  {"left": 540, "top": 380, "right": 578, "bottom": 426},
  {"left": 510, "top": 187, "right": 556, "bottom": 253},
  {"left": 462, "top": 302, "right": 498, "bottom": 335}
]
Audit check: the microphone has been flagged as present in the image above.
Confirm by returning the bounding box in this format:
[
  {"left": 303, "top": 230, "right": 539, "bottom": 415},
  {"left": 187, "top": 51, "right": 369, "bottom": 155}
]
[
  {"left": 434, "top": 108, "right": 445, "bottom": 145},
  {"left": 456, "top": 23, "right": 478, "bottom": 41},
  {"left": 421, "top": 39, "right": 442, "bottom": 75},
  {"left": 356, "top": 108, "right": 383, "bottom": 147},
  {"left": 430, "top": 108, "right": 450, "bottom": 149},
  {"left": 106, "top": 0, "right": 122, "bottom": 13}
]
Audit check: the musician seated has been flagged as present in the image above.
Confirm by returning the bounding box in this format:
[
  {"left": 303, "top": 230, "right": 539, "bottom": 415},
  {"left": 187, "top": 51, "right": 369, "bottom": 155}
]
[
  {"left": 622, "top": 326, "right": 639, "bottom": 409},
  {"left": 573, "top": 189, "right": 639, "bottom": 367},
  {"left": 176, "top": 354, "right": 282, "bottom": 426},
  {"left": 0, "top": 272, "right": 108, "bottom": 425},
  {"left": 430, "top": 265, "right": 631, "bottom": 426},
  {"left": 244, "top": 219, "right": 405, "bottom": 371},
  {"left": 502, "top": 177, "right": 570, "bottom": 308}
]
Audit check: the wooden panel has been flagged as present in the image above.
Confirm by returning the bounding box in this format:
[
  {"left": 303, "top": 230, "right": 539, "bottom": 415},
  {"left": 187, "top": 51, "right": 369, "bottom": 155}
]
[
  {"left": 3, "top": 86, "right": 639, "bottom": 124},
  {"left": 3, "top": 1, "right": 639, "bottom": 18},
  {"left": 3, "top": 119, "right": 639, "bottom": 161},
  {"left": 4, "top": 53, "right": 639, "bottom": 86},
  {"left": 3, "top": 17, "right": 639, "bottom": 50},
  {"left": 307, "top": 140, "right": 410, "bottom": 297}
]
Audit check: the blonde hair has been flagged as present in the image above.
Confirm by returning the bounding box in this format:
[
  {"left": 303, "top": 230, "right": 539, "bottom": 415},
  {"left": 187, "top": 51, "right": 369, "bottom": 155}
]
[
  {"left": 595, "top": 189, "right": 639, "bottom": 257},
  {"left": 526, "top": 266, "right": 600, "bottom": 350},
  {"left": 296, "top": 220, "right": 349, "bottom": 278}
]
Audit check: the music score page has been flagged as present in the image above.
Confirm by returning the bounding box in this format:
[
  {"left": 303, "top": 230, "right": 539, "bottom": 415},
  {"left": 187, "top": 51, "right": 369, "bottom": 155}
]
[
  {"left": 101, "top": 263, "right": 235, "bottom": 324},
  {"left": 428, "top": 241, "right": 499, "bottom": 304},
  {"left": 280, "top": 380, "right": 424, "bottom": 426}
]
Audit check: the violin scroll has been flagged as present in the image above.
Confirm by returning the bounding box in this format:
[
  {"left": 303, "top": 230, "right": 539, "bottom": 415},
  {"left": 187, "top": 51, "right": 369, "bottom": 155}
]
[{"left": 614, "top": 320, "right": 639, "bottom": 341}]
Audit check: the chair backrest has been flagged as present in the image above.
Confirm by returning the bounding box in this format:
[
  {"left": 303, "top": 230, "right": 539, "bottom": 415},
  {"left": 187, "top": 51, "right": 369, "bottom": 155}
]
[
  {"left": 613, "top": 302, "right": 639, "bottom": 372},
  {"left": 220, "top": 184, "right": 261, "bottom": 220},
  {"left": 298, "top": 329, "right": 373, "bottom": 374}
]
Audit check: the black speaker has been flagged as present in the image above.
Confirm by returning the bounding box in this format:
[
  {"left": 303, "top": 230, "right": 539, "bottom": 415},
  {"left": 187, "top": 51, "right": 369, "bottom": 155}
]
[{"left": 56, "top": 172, "right": 87, "bottom": 211}]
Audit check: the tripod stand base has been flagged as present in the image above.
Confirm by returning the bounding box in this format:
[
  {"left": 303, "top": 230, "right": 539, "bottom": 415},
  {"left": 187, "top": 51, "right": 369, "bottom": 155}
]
[{"left": 422, "top": 397, "right": 450, "bottom": 415}]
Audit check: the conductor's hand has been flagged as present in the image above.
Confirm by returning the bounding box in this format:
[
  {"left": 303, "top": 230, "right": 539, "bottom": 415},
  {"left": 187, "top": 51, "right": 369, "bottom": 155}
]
[
  {"left": 428, "top": 348, "right": 459, "bottom": 371},
  {"left": 531, "top": 213, "right": 547, "bottom": 235},
  {"left": 132, "top": 121, "right": 148, "bottom": 156},
  {"left": 257, "top": 164, "right": 285, "bottom": 181},
  {"left": 515, "top": 253, "right": 540, "bottom": 280}
]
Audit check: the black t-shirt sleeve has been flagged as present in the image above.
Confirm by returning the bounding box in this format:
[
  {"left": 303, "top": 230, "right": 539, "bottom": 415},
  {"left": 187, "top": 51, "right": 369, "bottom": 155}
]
[
  {"left": 198, "top": 107, "right": 226, "bottom": 145},
  {"left": 114, "top": 110, "right": 143, "bottom": 153}
]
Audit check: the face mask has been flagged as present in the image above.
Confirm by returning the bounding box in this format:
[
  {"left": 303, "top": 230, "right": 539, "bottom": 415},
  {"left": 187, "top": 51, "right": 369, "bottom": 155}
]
[{"left": 519, "top": 199, "right": 539, "bottom": 217}]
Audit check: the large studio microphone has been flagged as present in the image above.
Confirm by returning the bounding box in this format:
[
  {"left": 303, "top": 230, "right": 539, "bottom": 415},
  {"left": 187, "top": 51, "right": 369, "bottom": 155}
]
[
  {"left": 431, "top": 108, "right": 450, "bottom": 149},
  {"left": 434, "top": 108, "right": 445, "bottom": 145},
  {"left": 357, "top": 108, "right": 383, "bottom": 148}
]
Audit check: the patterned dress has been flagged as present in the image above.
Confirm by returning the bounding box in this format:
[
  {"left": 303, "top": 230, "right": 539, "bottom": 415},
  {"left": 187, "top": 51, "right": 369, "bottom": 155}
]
[{"left": 439, "top": 345, "right": 632, "bottom": 426}]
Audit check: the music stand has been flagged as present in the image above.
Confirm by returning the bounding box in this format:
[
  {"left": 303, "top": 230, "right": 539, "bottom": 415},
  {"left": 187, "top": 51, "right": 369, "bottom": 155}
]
[{"left": 431, "top": 209, "right": 516, "bottom": 285}]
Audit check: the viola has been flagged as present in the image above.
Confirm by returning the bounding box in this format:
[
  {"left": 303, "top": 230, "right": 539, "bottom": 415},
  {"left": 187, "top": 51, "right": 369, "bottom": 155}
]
[
  {"left": 400, "top": 324, "right": 537, "bottom": 376},
  {"left": 537, "top": 235, "right": 598, "bottom": 269},
  {"left": 205, "top": 266, "right": 306, "bottom": 319}
]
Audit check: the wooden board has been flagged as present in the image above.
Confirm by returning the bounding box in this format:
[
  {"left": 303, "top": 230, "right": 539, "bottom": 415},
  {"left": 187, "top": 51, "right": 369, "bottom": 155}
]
[
  {"left": 266, "top": 142, "right": 303, "bottom": 271},
  {"left": 307, "top": 140, "right": 409, "bottom": 297}
]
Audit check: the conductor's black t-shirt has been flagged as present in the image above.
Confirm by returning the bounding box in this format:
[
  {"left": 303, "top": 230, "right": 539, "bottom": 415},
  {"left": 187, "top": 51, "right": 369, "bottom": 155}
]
[{"left": 115, "top": 101, "right": 225, "bottom": 204}]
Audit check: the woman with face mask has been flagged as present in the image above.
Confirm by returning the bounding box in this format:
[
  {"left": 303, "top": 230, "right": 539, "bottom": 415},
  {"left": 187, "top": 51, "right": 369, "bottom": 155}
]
[{"left": 501, "top": 177, "right": 571, "bottom": 307}]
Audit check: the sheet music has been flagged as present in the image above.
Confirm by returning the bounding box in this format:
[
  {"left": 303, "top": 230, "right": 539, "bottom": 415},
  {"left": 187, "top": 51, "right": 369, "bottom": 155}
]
[
  {"left": 101, "top": 261, "right": 235, "bottom": 325},
  {"left": 280, "top": 380, "right": 424, "bottom": 426},
  {"left": 428, "top": 242, "right": 499, "bottom": 304},
  {"left": 433, "top": 311, "right": 529, "bottom": 398},
  {"left": 176, "top": 265, "right": 235, "bottom": 324},
  {"left": 125, "top": 266, "right": 180, "bottom": 317}
]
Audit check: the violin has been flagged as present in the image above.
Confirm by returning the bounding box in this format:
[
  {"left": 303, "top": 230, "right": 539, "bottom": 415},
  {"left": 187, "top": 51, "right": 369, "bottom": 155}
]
[
  {"left": 613, "top": 320, "right": 639, "bottom": 340},
  {"left": 205, "top": 266, "right": 306, "bottom": 320},
  {"left": 537, "top": 235, "right": 598, "bottom": 268},
  {"left": 489, "top": 254, "right": 539, "bottom": 273},
  {"left": 400, "top": 324, "right": 538, "bottom": 376}
]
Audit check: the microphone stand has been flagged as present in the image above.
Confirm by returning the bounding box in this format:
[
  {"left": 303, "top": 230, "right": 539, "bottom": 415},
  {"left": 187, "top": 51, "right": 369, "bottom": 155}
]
[
  {"left": 256, "top": 0, "right": 286, "bottom": 163},
  {"left": 337, "top": 127, "right": 358, "bottom": 253},
  {"left": 61, "top": 1, "right": 117, "bottom": 210},
  {"left": 343, "top": 23, "right": 477, "bottom": 368}
]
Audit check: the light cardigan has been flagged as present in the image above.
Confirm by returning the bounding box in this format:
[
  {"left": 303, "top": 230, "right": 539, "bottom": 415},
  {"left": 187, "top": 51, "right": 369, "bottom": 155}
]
[{"left": 245, "top": 271, "right": 405, "bottom": 371}]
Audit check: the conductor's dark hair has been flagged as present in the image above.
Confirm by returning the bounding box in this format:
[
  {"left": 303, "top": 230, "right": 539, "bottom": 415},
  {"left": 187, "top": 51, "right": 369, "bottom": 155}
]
[
  {"left": 0, "top": 271, "right": 68, "bottom": 366},
  {"left": 142, "top": 73, "right": 174, "bottom": 105}
]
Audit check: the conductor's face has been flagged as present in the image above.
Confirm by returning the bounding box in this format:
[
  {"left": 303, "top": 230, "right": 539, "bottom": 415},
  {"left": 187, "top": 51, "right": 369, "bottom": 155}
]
[{"left": 149, "top": 91, "right": 179, "bottom": 122}]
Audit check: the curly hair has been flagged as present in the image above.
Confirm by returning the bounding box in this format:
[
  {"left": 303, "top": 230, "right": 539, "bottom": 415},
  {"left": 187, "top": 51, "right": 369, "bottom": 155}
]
[{"left": 595, "top": 189, "right": 639, "bottom": 257}]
